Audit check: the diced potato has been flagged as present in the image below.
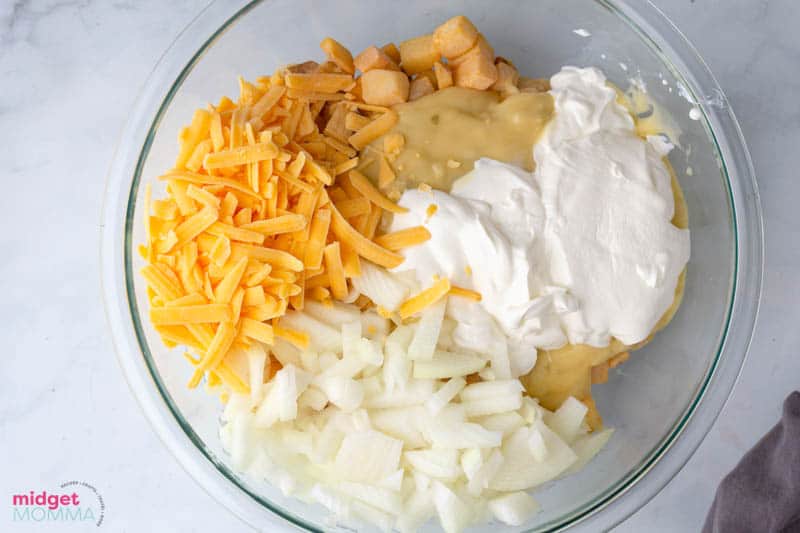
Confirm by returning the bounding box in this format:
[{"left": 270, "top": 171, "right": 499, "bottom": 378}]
[
  {"left": 448, "top": 33, "right": 494, "bottom": 68},
  {"left": 454, "top": 53, "right": 498, "bottom": 90},
  {"left": 399, "top": 34, "right": 441, "bottom": 75},
  {"left": 324, "top": 102, "right": 350, "bottom": 142},
  {"left": 433, "top": 15, "right": 479, "bottom": 59},
  {"left": 286, "top": 61, "right": 319, "bottom": 74},
  {"left": 317, "top": 61, "right": 343, "bottom": 74},
  {"left": 360, "top": 69, "right": 410, "bottom": 106},
  {"left": 519, "top": 77, "right": 551, "bottom": 93},
  {"left": 491, "top": 61, "right": 520, "bottom": 94},
  {"left": 416, "top": 69, "right": 437, "bottom": 88},
  {"left": 381, "top": 42, "right": 401, "bottom": 64},
  {"left": 320, "top": 37, "right": 355, "bottom": 74},
  {"left": 354, "top": 45, "right": 400, "bottom": 73},
  {"left": 495, "top": 56, "right": 517, "bottom": 68},
  {"left": 433, "top": 62, "right": 453, "bottom": 90},
  {"left": 409, "top": 76, "right": 435, "bottom": 101}
]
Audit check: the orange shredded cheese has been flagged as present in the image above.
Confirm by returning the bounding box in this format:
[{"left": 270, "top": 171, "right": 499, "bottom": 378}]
[
  {"left": 448, "top": 285, "right": 482, "bottom": 301},
  {"left": 347, "top": 170, "right": 408, "bottom": 214},
  {"left": 329, "top": 203, "right": 403, "bottom": 268},
  {"left": 335, "top": 197, "right": 371, "bottom": 218},
  {"left": 150, "top": 304, "right": 233, "bottom": 326},
  {"left": 241, "top": 214, "right": 307, "bottom": 235},
  {"left": 348, "top": 109, "right": 399, "bottom": 150},
  {"left": 373, "top": 226, "right": 431, "bottom": 251},
  {"left": 240, "top": 317, "right": 275, "bottom": 344},
  {"left": 323, "top": 242, "right": 348, "bottom": 300},
  {"left": 139, "top": 49, "right": 427, "bottom": 396},
  {"left": 304, "top": 208, "right": 332, "bottom": 269},
  {"left": 399, "top": 277, "right": 451, "bottom": 319}
]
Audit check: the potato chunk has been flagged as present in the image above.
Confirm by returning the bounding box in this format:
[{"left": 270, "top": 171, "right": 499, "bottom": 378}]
[
  {"left": 454, "top": 54, "right": 498, "bottom": 90},
  {"left": 360, "top": 69, "right": 410, "bottom": 106},
  {"left": 433, "top": 61, "right": 453, "bottom": 89},
  {"left": 416, "top": 69, "right": 437, "bottom": 88},
  {"left": 519, "top": 77, "right": 551, "bottom": 93},
  {"left": 320, "top": 37, "right": 355, "bottom": 74},
  {"left": 317, "top": 61, "right": 343, "bottom": 74},
  {"left": 354, "top": 45, "right": 400, "bottom": 73},
  {"left": 409, "top": 76, "right": 435, "bottom": 101},
  {"left": 286, "top": 61, "right": 319, "bottom": 74},
  {"left": 449, "top": 34, "right": 494, "bottom": 66},
  {"left": 399, "top": 34, "right": 441, "bottom": 75},
  {"left": 381, "top": 43, "right": 402, "bottom": 64},
  {"left": 433, "top": 15, "right": 479, "bottom": 59},
  {"left": 491, "top": 61, "right": 520, "bottom": 94}
]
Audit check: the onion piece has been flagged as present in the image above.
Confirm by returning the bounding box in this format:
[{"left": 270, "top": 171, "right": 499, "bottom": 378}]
[
  {"left": 565, "top": 428, "right": 614, "bottom": 475},
  {"left": 335, "top": 430, "right": 403, "bottom": 483},
  {"left": 545, "top": 396, "right": 589, "bottom": 444},
  {"left": 425, "top": 377, "right": 467, "bottom": 415},
  {"left": 489, "top": 424, "right": 577, "bottom": 491},
  {"left": 351, "top": 260, "right": 409, "bottom": 310},
  {"left": 407, "top": 299, "right": 447, "bottom": 361},
  {"left": 370, "top": 406, "right": 428, "bottom": 449},
  {"left": 280, "top": 310, "right": 342, "bottom": 352},
  {"left": 488, "top": 491, "right": 540, "bottom": 526},
  {"left": 432, "top": 481, "right": 473, "bottom": 533},
  {"left": 404, "top": 449, "right": 461, "bottom": 480},
  {"left": 413, "top": 350, "right": 485, "bottom": 379}
]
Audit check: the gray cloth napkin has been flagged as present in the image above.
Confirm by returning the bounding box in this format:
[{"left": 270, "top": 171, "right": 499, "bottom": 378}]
[{"left": 703, "top": 391, "right": 800, "bottom": 533}]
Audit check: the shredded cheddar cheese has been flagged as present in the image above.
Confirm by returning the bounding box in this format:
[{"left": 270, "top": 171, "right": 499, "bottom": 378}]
[
  {"left": 373, "top": 226, "right": 431, "bottom": 251},
  {"left": 150, "top": 304, "right": 233, "bottom": 326},
  {"left": 323, "top": 242, "right": 348, "bottom": 300},
  {"left": 139, "top": 39, "right": 479, "bottom": 397},
  {"left": 329, "top": 203, "right": 403, "bottom": 268},
  {"left": 448, "top": 285, "right": 482, "bottom": 301},
  {"left": 399, "top": 277, "right": 452, "bottom": 319},
  {"left": 348, "top": 170, "right": 408, "bottom": 214}
]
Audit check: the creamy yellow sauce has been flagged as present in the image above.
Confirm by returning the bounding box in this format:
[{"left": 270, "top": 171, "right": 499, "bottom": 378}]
[
  {"left": 364, "top": 87, "right": 554, "bottom": 195},
  {"left": 366, "top": 84, "right": 688, "bottom": 429}
]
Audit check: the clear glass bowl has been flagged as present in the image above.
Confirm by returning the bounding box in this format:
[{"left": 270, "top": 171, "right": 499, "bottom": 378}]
[{"left": 101, "top": 1, "right": 763, "bottom": 531}]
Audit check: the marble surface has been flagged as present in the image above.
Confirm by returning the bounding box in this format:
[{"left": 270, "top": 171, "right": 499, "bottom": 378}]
[{"left": 1, "top": 0, "right": 797, "bottom": 531}]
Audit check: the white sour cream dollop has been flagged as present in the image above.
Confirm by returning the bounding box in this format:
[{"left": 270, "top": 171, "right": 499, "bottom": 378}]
[{"left": 389, "top": 66, "right": 690, "bottom": 375}]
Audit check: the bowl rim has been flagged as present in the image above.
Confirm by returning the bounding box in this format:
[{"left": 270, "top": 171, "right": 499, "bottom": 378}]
[{"left": 100, "top": 0, "right": 764, "bottom": 531}]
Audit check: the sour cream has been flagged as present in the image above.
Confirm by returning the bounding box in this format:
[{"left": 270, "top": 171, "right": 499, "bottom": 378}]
[{"left": 389, "top": 66, "right": 690, "bottom": 373}]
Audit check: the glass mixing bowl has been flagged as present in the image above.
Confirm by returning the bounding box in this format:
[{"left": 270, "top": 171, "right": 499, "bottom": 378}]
[{"left": 101, "top": 1, "right": 763, "bottom": 531}]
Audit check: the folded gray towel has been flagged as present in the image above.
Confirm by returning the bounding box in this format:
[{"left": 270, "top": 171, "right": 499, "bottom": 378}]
[{"left": 703, "top": 391, "right": 800, "bottom": 533}]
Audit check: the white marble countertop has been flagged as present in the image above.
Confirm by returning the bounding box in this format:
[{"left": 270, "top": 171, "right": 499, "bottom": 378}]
[{"left": 1, "top": 1, "right": 797, "bottom": 531}]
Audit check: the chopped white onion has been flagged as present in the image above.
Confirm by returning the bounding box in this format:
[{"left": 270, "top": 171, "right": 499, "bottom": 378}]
[
  {"left": 425, "top": 377, "right": 466, "bottom": 415},
  {"left": 407, "top": 299, "right": 447, "bottom": 361},
  {"left": 488, "top": 491, "right": 540, "bottom": 526},
  {"left": 412, "top": 350, "right": 486, "bottom": 379},
  {"left": 220, "top": 293, "right": 613, "bottom": 533},
  {"left": 351, "top": 260, "right": 409, "bottom": 311}
]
